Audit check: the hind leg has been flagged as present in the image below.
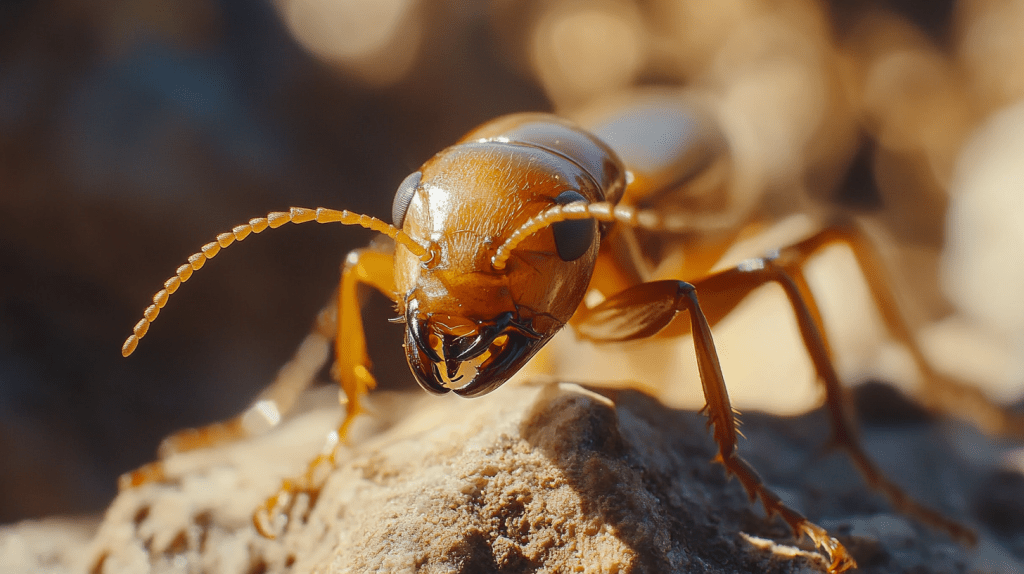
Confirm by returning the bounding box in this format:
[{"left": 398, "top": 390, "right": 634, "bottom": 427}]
[
  {"left": 695, "top": 254, "right": 974, "bottom": 544},
  {"left": 573, "top": 279, "right": 856, "bottom": 572},
  {"left": 780, "top": 222, "right": 1024, "bottom": 437},
  {"left": 572, "top": 239, "right": 979, "bottom": 569}
]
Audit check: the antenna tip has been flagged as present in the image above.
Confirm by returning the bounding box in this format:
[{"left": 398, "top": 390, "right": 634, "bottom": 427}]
[{"left": 122, "top": 336, "right": 138, "bottom": 357}]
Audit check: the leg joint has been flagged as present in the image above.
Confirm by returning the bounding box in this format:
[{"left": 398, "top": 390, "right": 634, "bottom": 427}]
[
  {"left": 754, "top": 258, "right": 801, "bottom": 293},
  {"left": 675, "top": 280, "right": 696, "bottom": 297},
  {"left": 341, "top": 248, "right": 365, "bottom": 272}
]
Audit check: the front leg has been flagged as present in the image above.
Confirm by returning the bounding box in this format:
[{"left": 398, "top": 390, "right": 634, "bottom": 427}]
[
  {"left": 255, "top": 247, "right": 398, "bottom": 537},
  {"left": 573, "top": 279, "right": 856, "bottom": 573}
]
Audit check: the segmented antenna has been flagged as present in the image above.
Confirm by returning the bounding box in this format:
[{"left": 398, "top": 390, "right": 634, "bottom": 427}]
[
  {"left": 122, "top": 207, "right": 429, "bottom": 357},
  {"left": 490, "top": 201, "right": 740, "bottom": 271},
  {"left": 490, "top": 202, "right": 651, "bottom": 270}
]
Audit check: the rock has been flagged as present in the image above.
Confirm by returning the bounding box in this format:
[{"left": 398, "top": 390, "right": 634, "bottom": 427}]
[
  {"left": 3, "top": 382, "right": 1023, "bottom": 573},
  {"left": 0, "top": 517, "right": 97, "bottom": 574}
]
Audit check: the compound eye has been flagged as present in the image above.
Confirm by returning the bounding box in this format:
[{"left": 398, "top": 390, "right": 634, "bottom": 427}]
[
  {"left": 392, "top": 171, "right": 422, "bottom": 229},
  {"left": 552, "top": 190, "right": 595, "bottom": 261}
]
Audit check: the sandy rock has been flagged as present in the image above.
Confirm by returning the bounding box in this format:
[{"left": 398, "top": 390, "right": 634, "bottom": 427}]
[
  {"left": 5, "top": 381, "right": 1023, "bottom": 574},
  {"left": 0, "top": 517, "right": 97, "bottom": 574}
]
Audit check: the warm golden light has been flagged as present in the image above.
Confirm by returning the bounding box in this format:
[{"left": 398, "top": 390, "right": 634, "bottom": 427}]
[
  {"left": 277, "top": 0, "right": 421, "bottom": 86},
  {"left": 529, "top": 0, "right": 645, "bottom": 109}
]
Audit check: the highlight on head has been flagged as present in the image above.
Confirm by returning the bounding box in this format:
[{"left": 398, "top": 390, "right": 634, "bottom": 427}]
[{"left": 121, "top": 207, "right": 430, "bottom": 357}]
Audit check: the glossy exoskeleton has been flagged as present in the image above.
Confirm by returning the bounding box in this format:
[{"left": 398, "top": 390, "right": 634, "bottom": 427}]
[{"left": 123, "top": 105, "right": 993, "bottom": 573}]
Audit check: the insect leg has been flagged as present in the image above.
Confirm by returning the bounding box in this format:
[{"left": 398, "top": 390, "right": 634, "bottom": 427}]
[
  {"left": 689, "top": 257, "right": 975, "bottom": 544},
  {"left": 573, "top": 279, "right": 856, "bottom": 573},
  {"left": 781, "top": 223, "right": 1024, "bottom": 437},
  {"left": 255, "top": 247, "right": 397, "bottom": 538},
  {"left": 332, "top": 248, "right": 397, "bottom": 435},
  {"left": 118, "top": 303, "right": 336, "bottom": 490}
]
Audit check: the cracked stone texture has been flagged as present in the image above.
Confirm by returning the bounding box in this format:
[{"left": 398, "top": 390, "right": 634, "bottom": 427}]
[{"left": 2, "top": 382, "right": 1023, "bottom": 574}]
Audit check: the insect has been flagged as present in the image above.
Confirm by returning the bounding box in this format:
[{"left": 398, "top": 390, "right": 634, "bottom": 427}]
[{"left": 121, "top": 104, "right": 984, "bottom": 573}]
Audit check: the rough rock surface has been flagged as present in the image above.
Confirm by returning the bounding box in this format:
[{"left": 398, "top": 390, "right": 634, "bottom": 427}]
[{"left": 3, "top": 382, "right": 1023, "bottom": 574}]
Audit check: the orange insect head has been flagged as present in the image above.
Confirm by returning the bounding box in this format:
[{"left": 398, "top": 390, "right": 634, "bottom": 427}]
[{"left": 392, "top": 129, "right": 619, "bottom": 397}]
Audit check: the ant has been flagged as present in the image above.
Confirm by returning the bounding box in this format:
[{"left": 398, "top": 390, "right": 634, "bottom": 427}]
[{"left": 121, "top": 102, "right": 998, "bottom": 573}]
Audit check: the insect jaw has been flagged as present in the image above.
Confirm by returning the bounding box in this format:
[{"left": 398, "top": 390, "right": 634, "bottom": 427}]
[{"left": 403, "top": 303, "right": 546, "bottom": 398}]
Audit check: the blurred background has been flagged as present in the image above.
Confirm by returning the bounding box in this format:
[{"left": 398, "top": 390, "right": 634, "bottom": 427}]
[{"left": 2, "top": 0, "right": 1023, "bottom": 523}]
